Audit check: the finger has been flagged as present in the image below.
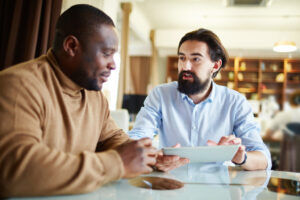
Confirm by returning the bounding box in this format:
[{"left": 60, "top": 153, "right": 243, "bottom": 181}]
[
  {"left": 156, "top": 158, "right": 188, "bottom": 172},
  {"left": 144, "top": 166, "right": 153, "bottom": 174},
  {"left": 172, "top": 143, "right": 181, "bottom": 148},
  {"left": 145, "top": 155, "right": 157, "bottom": 166},
  {"left": 160, "top": 155, "right": 180, "bottom": 163},
  {"left": 145, "top": 147, "right": 159, "bottom": 156},
  {"left": 218, "top": 135, "right": 237, "bottom": 145},
  {"left": 138, "top": 137, "right": 153, "bottom": 147},
  {"left": 239, "top": 145, "right": 246, "bottom": 153},
  {"left": 157, "top": 149, "right": 163, "bottom": 156},
  {"left": 232, "top": 145, "right": 246, "bottom": 163},
  {"left": 181, "top": 158, "right": 190, "bottom": 164},
  {"left": 218, "top": 136, "right": 230, "bottom": 145},
  {"left": 207, "top": 140, "right": 217, "bottom": 146},
  {"left": 230, "top": 138, "right": 241, "bottom": 145}
]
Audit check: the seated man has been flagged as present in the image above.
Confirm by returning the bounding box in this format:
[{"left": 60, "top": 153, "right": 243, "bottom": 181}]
[
  {"left": 264, "top": 90, "right": 300, "bottom": 141},
  {"left": 0, "top": 4, "right": 158, "bottom": 197},
  {"left": 129, "top": 28, "right": 271, "bottom": 171}
]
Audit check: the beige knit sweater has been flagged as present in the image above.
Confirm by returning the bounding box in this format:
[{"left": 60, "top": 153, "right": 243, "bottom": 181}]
[{"left": 0, "top": 50, "right": 130, "bottom": 197}]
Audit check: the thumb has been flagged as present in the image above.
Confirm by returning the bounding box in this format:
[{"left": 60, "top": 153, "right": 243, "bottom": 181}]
[
  {"left": 172, "top": 143, "right": 181, "bottom": 148},
  {"left": 207, "top": 140, "right": 217, "bottom": 146}
]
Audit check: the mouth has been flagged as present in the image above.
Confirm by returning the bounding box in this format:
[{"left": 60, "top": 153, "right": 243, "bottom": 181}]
[
  {"left": 182, "top": 72, "right": 194, "bottom": 80},
  {"left": 99, "top": 72, "right": 111, "bottom": 83}
]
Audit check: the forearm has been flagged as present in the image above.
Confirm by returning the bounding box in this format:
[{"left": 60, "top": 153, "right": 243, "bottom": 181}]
[
  {"left": 97, "top": 129, "right": 131, "bottom": 151},
  {"left": 241, "top": 151, "right": 268, "bottom": 171},
  {"left": 0, "top": 137, "right": 124, "bottom": 197}
]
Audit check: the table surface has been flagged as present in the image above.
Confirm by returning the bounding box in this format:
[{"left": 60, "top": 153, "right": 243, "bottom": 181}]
[{"left": 8, "top": 163, "right": 300, "bottom": 200}]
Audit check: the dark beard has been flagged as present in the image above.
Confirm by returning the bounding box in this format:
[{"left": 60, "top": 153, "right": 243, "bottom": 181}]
[
  {"left": 177, "top": 71, "right": 211, "bottom": 95},
  {"left": 70, "top": 54, "right": 101, "bottom": 91},
  {"left": 71, "top": 65, "right": 100, "bottom": 91}
]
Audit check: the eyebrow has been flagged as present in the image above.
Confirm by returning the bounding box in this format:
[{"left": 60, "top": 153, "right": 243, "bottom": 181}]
[
  {"left": 102, "top": 47, "right": 117, "bottom": 52},
  {"left": 178, "top": 52, "right": 204, "bottom": 57}
]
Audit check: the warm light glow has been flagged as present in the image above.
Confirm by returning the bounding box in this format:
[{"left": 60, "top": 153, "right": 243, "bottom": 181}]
[
  {"left": 273, "top": 41, "right": 297, "bottom": 53},
  {"left": 102, "top": 52, "right": 121, "bottom": 110}
]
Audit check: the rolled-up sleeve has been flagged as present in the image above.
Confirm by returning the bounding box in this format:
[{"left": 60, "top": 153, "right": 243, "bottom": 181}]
[{"left": 233, "top": 96, "right": 272, "bottom": 170}]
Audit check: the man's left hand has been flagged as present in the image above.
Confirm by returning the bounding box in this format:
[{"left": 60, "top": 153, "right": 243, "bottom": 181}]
[{"left": 207, "top": 135, "right": 246, "bottom": 164}]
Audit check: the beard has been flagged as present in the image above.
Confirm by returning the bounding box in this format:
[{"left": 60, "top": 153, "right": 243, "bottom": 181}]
[
  {"left": 72, "top": 66, "right": 100, "bottom": 91},
  {"left": 177, "top": 71, "right": 211, "bottom": 95},
  {"left": 70, "top": 53, "right": 102, "bottom": 91}
]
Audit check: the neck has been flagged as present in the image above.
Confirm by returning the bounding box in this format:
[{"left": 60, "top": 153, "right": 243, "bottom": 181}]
[
  {"left": 52, "top": 49, "right": 73, "bottom": 78},
  {"left": 188, "top": 80, "right": 213, "bottom": 104}
]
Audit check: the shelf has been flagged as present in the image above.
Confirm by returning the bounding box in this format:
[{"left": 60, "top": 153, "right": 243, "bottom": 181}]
[
  {"left": 287, "top": 70, "right": 300, "bottom": 73},
  {"left": 238, "top": 69, "right": 258, "bottom": 72},
  {"left": 261, "top": 80, "right": 284, "bottom": 83},
  {"left": 238, "top": 88, "right": 257, "bottom": 93},
  {"left": 215, "top": 79, "right": 233, "bottom": 82},
  {"left": 287, "top": 81, "right": 300, "bottom": 84},
  {"left": 222, "top": 68, "right": 234, "bottom": 72},
  {"left": 238, "top": 79, "right": 258, "bottom": 83},
  {"left": 261, "top": 70, "right": 284, "bottom": 73},
  {"left": 261, "top": 90, "right": 282, "bottom": 95}
]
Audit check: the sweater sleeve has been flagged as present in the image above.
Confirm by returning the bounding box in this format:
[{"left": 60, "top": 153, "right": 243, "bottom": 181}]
[
  {"left": 0, "top": 74, "right": 124, "bottom": 197},
  {"left": 97, "top": 96, "right": 132, "bottom": 151}
]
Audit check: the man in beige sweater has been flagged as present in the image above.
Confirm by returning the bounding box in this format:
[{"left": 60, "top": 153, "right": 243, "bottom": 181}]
[{"left": 0, "top": 4, "right": 187, "bottom": 197}]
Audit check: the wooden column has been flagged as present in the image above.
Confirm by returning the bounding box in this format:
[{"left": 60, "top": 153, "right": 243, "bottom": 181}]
[
  {"left": 149, "top": 29, "right": 158, "bottom": 92},
  {"left": 117, "top": 2, "right": 132, "bottom": 109}
]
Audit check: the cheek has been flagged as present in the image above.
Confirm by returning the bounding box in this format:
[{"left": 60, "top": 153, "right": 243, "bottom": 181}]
[
  {"left": 94, "top": 57, "right": 106, "bottom": 72},
  {"left": 177, "top": 62, "right": 183, "bottom": 72}
]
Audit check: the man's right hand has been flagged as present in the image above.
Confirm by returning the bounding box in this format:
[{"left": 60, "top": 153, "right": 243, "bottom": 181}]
[{"left": 116, "top": 138, "right": 158, "bottom": 178}]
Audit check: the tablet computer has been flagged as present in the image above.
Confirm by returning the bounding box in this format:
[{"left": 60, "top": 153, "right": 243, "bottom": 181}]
[{"left": 162, "top": 145, "right": 240, "bottom": 163}]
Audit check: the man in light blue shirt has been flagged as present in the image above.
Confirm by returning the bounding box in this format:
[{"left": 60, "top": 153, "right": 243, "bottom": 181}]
[{"left": 129, "top": 28, "right": 271, "bottom": 171}]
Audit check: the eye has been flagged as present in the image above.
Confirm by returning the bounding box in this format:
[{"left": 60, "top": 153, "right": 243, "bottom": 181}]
[
  {"left": 102, "top": 51, "right": 111, "bottom": 57},
  {"left": 178, "top": 56, "right": 185, "bottom": 61},
  {"left": 192, "top": 57, "right": 201, "bottom": 62}
]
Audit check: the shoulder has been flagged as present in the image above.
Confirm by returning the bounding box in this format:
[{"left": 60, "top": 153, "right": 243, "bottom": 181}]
[
  {"left": 0, "top": 55, "right": 51, "bottom": 88},
  {"left": 147, "top": 82, "right": 178, "bottom": 100},
  {"left": 150, "top": 81, "right": 178, "bottom": 95},
  {"left": 0, "top": 56, "right": 55, "bottom": 106},
  {"left": 213, "top": 83, "right": 246, "bottom": 104}
]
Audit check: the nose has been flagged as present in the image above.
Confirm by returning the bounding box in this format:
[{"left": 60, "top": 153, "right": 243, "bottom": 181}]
[
  {"left": 108, "top": 55, "right": 117, "bottom": 70},
  {"left": 107, "top": 62, "right": 116, "bottom": 70},
  {"left": 181, "top": 60, "right": 192, "bottom": 71}
]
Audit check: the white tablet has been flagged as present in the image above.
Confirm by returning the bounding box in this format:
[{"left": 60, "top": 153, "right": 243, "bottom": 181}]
[{"left": 162, "top": 145, "right": 240, "bottom": 163}]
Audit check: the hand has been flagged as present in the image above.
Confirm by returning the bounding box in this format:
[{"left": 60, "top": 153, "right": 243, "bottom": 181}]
[
  {"left": 207, "top": 135, "right": 246, "bottom": 164},
  {"left": 154, "top": 144, "right": 190, "bottom": 172},
  {"left": 207, "top": 135, "right": 241, "bottom": 146},
  {"left": 116, "top": 138, "right": 158, "bottom": 178}
]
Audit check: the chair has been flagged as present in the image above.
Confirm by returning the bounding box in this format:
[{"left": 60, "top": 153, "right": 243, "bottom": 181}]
[
  {"left": 279, "top": 123, "right": 300, "bottom": 172},
  {"left": 110, "top": 109, "right": 129, "bottom": 132}
]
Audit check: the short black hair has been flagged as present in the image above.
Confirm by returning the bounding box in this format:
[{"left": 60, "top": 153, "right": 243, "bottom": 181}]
[
  {"left": 177, "top": 28, "right": 229, "bottom": 78},
  {"left": 52, "top": 4, "right": 115, "bottom": 51}
]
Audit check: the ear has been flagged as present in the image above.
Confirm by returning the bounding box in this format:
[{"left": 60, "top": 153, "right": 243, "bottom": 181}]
[
  {"left": 62, "top": 35, "right": 80, "bottom": 57},
  {"left": 211, "top": 59, "right": 222, "bottom": 74}
]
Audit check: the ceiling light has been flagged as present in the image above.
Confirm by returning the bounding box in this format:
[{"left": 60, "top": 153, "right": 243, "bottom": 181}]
[{"left": 273, "top": 41, "right": 297, "bottom": 53}]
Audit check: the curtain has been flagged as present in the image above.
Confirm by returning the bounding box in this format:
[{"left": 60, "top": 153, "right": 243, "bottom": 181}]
[
  {"left": 0, "top": 0, "right": 62, "bottom": 70},
  {"left": 129, "top": 56, "right": 151, "bottom": 95}
]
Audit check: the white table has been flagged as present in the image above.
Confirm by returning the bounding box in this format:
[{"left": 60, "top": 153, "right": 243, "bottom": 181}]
[{"left": 8, "top": 163, "right": 300, "bottom": 200}]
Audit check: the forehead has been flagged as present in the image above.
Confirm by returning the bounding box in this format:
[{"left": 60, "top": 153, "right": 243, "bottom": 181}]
[
  {"left": 179, "top": 40, "right": 209, "bottom": 56},
  {"left": 93, "top": 24, "right": 119, "bottom": 49}
]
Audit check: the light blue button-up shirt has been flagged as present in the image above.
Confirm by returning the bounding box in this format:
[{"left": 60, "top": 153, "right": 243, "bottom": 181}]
[{"left": 129, "top": 81, "right": 271, "bottom": 169}]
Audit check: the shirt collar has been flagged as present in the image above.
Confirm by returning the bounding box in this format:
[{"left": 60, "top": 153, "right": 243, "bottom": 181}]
[
  {"left": 178, "top": 80, "right": 216, "bottom": 104},
  {"left": 46, "top": 49, "right": 84, "bottom": 96}
]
